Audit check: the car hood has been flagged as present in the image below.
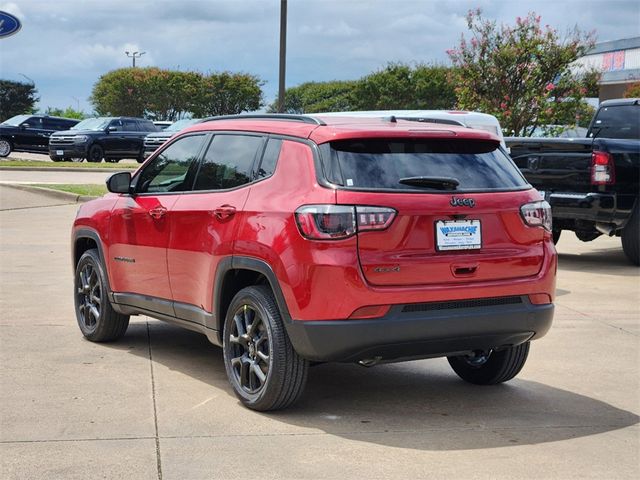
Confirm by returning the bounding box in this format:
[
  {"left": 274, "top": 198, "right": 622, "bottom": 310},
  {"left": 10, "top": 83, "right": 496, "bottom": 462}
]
[
  {"left": 51, "top": 129, "right": 99, "bottom": 136},
  {"left": 145, "top": 132, "right": 173, "bottom": 140}
]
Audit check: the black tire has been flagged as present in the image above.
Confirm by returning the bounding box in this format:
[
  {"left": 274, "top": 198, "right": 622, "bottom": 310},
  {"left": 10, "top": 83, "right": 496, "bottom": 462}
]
[
  {"left": 552, "top": 229, "right": 561, "bottom": 245},
  {"left": 447, "top": 342, "right": 530, "bottom": 385},
  {"left": 74, "top": 249, "right": 129, "bottom": 342},
  {"left": 621, "top": 205, "right": 640, "bottom": 266},
  {"left": 0, "top": 138, "right": 12, "bottom": 157},
  {"left": 223, "top": 285, "right": 308, "bottom": 411},
  {"left": 87, "top": 144, "right": 104, "bottom": 163}
]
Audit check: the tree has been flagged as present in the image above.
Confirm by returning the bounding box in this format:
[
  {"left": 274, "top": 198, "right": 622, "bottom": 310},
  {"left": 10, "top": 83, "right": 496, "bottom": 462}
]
[
  {"left": 192, "top": 72, "right": 264, "bottom": 118},
  {"left": 0, "top": 80, "right": 39, "bottom": 120},
  {"left": 90, "top": 68, "right": 149, "bottom": 117},
  {"left": 44, "top": 106, "right": 87, "bottom": 120},
  {"left": 447, "top": 10, "right": 596, "bottom": 135},
  {"left": 352, "top": 63, "right": 457, "bottom": 110},
  {"left": 91, "top": 68, "right": 264, "bottom": 120},
  {"left": 624, "top": 82, "right": 640, "bottom": 98},
  {"left": 267, "top": 80, "right": 357, "bottom": 113}
]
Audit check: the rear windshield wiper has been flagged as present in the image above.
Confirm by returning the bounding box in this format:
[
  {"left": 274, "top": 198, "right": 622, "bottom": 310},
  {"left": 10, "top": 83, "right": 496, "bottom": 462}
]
[{"left": 398, "top": 176, "right": 460, "bottom": 190}]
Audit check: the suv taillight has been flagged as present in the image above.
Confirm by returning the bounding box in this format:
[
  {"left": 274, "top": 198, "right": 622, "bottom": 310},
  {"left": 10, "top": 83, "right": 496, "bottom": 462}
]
[
  {"left": 295, "top": 205, "right": 396, "bottom": 240},
  {"left": 591, "top": 151, "right": 615, "bottom": 185},
  {"left": 520, "top": 200, "right": 552, "bottom": 231}
]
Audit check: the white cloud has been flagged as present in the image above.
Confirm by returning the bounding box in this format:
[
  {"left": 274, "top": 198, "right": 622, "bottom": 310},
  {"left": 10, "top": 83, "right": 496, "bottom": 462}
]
[{"left": 1, "top": 0, "right": 638, "bottom": 112}]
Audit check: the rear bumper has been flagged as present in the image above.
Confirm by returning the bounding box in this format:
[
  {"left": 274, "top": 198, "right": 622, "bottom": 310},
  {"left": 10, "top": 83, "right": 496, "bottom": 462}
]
[
  {"left": 285, "top": 296, "right": 554, "bottom": 362},
  {"left": 549, "top": 192, "right": 634, "bottom": 228}
]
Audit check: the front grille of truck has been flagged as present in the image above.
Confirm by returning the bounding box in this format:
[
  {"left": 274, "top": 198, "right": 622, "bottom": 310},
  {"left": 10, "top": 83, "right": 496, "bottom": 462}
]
[
  {"left": 50, "top": 136, "right": 75, "bottom": 145},
  {"left": 144, "top": 138, "right": 168, "bottom": 148},
  {"left": 401, "top": 296, "right": 523, "bottom": 313}
]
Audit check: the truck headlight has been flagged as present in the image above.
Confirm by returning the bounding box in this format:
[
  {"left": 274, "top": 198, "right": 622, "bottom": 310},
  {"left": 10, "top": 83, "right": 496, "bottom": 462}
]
[{"left": 73, "top": 135, "right": 89, "bottom": 143}]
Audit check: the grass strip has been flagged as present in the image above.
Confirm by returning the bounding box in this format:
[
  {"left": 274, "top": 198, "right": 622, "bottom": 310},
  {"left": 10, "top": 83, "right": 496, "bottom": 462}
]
[
  {"left": 1, "top": 159, "right": 136, "bottom": 169},
  {"left": 32, "top": 183, "right": 108, "bottom": 197}
]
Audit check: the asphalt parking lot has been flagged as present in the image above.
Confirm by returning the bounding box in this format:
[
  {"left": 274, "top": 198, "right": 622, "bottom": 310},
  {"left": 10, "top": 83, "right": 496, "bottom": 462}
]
[{"left": 0, "top": 184, "right": 638, "bottom": 479}]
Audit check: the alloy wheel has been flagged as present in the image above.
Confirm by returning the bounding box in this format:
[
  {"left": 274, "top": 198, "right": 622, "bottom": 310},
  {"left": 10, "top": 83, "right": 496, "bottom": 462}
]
[
  {"left": 227, "top": 304, "right": 270, "bottom": 394},
  {"left": 76, "top": 263, "right": 101, "bottom": 331},
  {"left": 0, "top": 140, "right": 11, "bottom": 157}
]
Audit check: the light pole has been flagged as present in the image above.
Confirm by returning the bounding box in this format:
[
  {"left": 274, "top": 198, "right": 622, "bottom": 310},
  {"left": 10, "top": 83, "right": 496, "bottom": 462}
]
[
  {"left": 277, "top": 0, "right": 287, "bottom": 113},
  {"left": 125, "top": 51, "right": 146, "bottom": 67},
  {"left": 18, "top": 72, "right": 34, "bottom": 84},
  {"left": 72, "top": 96, "right": 80, "bottom": 111}
]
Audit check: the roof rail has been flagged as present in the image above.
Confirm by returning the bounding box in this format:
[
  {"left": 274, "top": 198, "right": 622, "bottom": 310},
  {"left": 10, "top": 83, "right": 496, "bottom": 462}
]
[{"left": 200, "top": 114, "right": 325, "bottom": 126}]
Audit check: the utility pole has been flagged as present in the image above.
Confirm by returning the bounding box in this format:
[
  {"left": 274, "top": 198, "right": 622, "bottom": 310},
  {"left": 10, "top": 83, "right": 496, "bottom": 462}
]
[
  {"left": 125, "top": 51, "right": 146, "bottom": 67},
  {"left": 277, "top": 0, "right": 287, "bottom": 113}
]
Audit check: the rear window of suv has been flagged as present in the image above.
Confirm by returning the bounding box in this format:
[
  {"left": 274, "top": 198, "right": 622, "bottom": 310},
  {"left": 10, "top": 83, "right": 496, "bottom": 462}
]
[{"left": 320, "top": 139, "right": 528, "bottom": 192}]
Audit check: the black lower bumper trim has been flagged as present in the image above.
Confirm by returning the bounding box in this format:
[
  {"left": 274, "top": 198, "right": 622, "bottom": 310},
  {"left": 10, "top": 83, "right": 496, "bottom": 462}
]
[{"left": 285, "top": 298, "right": 554, "bottom": 362}]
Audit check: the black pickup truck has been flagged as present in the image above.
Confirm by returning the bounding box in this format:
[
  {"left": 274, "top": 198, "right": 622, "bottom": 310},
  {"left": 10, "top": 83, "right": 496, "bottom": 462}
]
[{"left": 507, "top": 98, "right": 640, "bottom": 265}]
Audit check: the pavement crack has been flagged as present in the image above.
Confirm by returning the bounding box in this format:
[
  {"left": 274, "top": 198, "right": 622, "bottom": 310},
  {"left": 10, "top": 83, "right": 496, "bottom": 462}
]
[{"left": 147, "top": 321, "right": 163, "bottom": 480}]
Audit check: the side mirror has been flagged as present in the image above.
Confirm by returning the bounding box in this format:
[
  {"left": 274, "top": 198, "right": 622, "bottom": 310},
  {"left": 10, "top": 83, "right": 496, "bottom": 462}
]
[
  {"left": 106, "top": 126, "right": 118, "bottom": 133},
  {"left": 106, "top": 171, "right": 132, "bottom": 194},
  {"left": 20, "top": 123, "right": 29, "bottom": 129}
]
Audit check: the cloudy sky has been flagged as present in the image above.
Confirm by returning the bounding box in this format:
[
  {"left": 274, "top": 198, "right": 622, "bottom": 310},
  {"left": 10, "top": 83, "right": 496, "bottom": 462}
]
[{"left": 1, "top": 0, "right": 639, "bottom": 113}]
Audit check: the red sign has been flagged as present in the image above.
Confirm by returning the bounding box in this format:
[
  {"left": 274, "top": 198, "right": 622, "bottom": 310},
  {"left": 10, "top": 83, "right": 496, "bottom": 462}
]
[{"left": 602, "top": 50, "right": 626, "bottom": 72}]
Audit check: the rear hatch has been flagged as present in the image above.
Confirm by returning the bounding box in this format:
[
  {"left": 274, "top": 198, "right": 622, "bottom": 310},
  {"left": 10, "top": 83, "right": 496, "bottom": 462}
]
[{"left": 324, "top": 137, "right": 545, "bottom": 286}]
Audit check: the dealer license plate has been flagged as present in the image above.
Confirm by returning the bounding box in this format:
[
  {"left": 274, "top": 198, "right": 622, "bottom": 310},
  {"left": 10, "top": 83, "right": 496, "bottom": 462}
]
[
  {"left": 435, "top": 220, "right": 482, "bottom": 251},
  {"left": 56, "top": 150, "right": 64, "bottom": 156}
]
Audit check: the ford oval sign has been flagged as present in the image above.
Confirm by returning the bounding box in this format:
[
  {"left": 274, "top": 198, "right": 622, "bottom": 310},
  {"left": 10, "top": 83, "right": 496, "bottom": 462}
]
[{"left": 0, "top": 11, "right": 22, "bottom": 39}]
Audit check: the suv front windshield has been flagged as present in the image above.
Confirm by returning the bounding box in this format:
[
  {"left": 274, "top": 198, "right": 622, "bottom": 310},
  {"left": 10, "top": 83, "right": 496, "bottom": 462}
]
[
  {"left": 165, "top": 119, "right": 200, "bottom": 132},
  {"left": 1, "top": 115, "right": 31, "bottom": 126},
  {"left": 71, "top": 118, "right": 111, "bottom": 131}
]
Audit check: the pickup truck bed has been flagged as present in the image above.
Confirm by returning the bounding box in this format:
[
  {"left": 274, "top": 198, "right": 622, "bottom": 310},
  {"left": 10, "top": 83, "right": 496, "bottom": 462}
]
[{"left": 505, "top": 98, "right": 640, "bottom": 265}]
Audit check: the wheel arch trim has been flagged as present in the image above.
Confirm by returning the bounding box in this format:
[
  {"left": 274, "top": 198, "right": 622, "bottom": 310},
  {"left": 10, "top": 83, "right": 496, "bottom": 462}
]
[
  {"left": 72, "top": 228, "right": 113, "bottom": 298},
  {"left": 213, "top": 256, "right": 292, "bottom": 335}
]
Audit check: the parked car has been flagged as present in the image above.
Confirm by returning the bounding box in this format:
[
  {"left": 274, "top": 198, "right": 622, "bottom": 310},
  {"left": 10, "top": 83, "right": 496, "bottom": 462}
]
[
  {"left": 153, "top": 121, "right": 173, "bottom": 130},
  {"left": 0, "top": 114, "right": 79, "bottom": 157},
  {"left": 72, "top": 114, "right": 556, "bottom": 411},
  {"left": 142, "top": 118, "right": 202, "bottom": 160},
  {"left": 319, "top": 110, "right": 507, "bottom": 147},
  {"left": 507, "top": 98, "right": 640, "bottom": 265},
  {"left": 49, "top": 116, "right": 158, "bottom": 163}
]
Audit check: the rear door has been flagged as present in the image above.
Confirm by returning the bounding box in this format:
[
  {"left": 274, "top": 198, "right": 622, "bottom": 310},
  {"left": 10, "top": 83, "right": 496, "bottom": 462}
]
[
  {"left": 328, "top": 138, "right": 544, "bottom": 286},
  {"left": 167, "top": 133, "right": 265, "bottom": 320}
]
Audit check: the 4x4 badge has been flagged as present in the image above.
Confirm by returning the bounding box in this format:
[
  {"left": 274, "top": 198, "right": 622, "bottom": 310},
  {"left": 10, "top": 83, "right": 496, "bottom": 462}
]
[{"left": 450, "top": 197, "right": 475, "bottom": 208}]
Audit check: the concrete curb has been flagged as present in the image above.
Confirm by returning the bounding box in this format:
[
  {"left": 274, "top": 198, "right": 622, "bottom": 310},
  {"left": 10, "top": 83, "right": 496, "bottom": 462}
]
[
  {"left": 2, "top": 183, "right": 98, "bottom": 203},
  {"left": 0, "top": 166, "right": 135, "bottom": 173}
]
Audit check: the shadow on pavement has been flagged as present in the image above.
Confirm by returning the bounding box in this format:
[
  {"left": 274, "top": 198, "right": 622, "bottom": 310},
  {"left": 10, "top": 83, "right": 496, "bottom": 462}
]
[
  {"left": 558, "top": 246, "right": 637, "bottom": 276},
  {"left": 107, "top": 321, "right": 639, "bottom": 451}
]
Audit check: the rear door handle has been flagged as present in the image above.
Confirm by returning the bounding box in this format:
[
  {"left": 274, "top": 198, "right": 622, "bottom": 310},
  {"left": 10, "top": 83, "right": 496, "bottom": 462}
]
[
  {"left": 148, "top": 206, "right": 167, "bottom": 219},
  {"left": 212, "top": 205, "right": 236, "bottom": 220}
]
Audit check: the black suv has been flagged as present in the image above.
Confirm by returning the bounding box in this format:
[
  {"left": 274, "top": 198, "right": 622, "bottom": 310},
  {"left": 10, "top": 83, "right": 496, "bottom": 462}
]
[
  {"left": 142, "top": 118, "right": 202, "bottom": 160},
  {"left": 0, "top": 115, "right": 79, "bottom": 157},
  {"left": 49, "top": 117, "right": 158, "bottom": 163}
]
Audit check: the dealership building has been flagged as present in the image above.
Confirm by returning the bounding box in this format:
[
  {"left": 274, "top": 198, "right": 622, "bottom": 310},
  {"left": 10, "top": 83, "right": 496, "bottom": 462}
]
[{"left": 576, "top": 37, "right": 640, "bottom": 100}]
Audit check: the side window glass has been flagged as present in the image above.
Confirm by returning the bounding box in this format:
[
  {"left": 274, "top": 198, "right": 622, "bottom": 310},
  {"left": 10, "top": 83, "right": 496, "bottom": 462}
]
[
  {"left": 24, "top": 117, "right": 42, "bottom": 129},
  {"left": 194, "top": 134, "right": 263, "bottom": 191},
  {"left": 136, "top": 135, "right": 206, "bottom": 193},
  {"left": 123, "top": 120, "right": 138, "bottom": 131},
  {"left": 109, "top": 120, "right": 123, "bottom": 131},
  {"left": 257, "top": 139, "right": 282, "bottom": 178},
  {"left": 42, "top": 118, "right": 56, "bottom": 130}
]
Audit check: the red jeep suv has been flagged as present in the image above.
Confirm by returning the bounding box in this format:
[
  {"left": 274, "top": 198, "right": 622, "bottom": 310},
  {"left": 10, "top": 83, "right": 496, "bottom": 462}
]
[{"left": 72, "top": 114, "right": 556, "bottom": 411}]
